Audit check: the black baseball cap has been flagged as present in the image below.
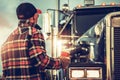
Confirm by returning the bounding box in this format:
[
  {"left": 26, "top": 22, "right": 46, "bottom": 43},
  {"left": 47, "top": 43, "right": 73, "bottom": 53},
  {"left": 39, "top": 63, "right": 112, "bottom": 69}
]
[{"left": 16, "top": 2, "right": 41, "bottom": 19}]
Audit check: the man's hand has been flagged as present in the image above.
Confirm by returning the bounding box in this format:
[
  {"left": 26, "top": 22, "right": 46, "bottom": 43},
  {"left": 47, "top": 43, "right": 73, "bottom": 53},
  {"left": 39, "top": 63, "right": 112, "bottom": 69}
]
[
  {"left": 59, "top": 56, "right": 70, "bottom": 69},
  {"left": 59, "top": 51, "right": 70, "bottom": 69},
  {"left": 61, "top": 51, "right": 70, "bottom": 57}
]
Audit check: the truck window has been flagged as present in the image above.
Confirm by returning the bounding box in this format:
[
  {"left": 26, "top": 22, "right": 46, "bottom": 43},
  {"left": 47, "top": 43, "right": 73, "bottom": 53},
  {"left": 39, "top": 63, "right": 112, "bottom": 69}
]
[{"left": 74, "top": 6, "right": 120, "bottom": 36}]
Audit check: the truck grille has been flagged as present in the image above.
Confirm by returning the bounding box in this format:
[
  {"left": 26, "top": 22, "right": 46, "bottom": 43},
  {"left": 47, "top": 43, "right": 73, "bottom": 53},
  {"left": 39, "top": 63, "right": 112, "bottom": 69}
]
[{"left": 114, "top": 27, "right": 120, "bottom": 79}]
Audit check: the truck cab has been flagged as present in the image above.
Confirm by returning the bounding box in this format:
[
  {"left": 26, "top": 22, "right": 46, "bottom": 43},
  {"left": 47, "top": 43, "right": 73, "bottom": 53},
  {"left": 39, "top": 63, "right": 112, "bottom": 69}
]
[{"left": 65, "top": 4, "right": 120, "bottom": 80}]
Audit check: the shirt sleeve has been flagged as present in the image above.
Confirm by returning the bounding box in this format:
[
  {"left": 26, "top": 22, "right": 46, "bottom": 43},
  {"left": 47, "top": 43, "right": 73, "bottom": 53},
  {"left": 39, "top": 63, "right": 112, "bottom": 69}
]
[{"left": 28, "top": 30, "right": 62, "bottom": 70}]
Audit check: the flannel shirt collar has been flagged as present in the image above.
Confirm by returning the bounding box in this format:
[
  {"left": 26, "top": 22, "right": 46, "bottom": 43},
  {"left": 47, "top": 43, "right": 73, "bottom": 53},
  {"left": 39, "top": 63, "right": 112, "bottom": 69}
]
[
  {"left": 17, "top": 19, "right": 41, "bottom": 35},
  {"left": 18, "top": 20, "right": 34, "bottom": 34}
]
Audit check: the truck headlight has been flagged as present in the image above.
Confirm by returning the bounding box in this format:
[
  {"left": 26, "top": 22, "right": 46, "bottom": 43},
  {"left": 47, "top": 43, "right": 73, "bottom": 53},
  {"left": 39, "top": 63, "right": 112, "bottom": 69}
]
[
  {"left": 71, "top": 69, "right": 84, "bottom": 78},
  {"left": 69, "top": 67, "right": 103, "bottom": 79},
  {"left": 87, "top": 69, "right": 100, "bottom": 78}
]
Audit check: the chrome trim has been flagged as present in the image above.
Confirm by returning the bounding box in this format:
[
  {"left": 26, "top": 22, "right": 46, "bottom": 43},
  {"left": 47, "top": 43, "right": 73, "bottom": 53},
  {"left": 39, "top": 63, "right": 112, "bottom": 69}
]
[{"left": 105, "top": 11, "right": 120, "bottom": 80}]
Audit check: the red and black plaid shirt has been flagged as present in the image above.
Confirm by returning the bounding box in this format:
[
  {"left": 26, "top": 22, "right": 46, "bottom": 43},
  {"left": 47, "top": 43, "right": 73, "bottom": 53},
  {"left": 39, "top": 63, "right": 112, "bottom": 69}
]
[{"left": 1, "top": 20, "right": 61, "bottom": 80}]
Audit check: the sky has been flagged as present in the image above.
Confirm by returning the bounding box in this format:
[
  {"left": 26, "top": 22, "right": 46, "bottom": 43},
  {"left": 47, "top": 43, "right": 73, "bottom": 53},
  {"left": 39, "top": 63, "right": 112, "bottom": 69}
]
[{"left": 0, "top": 0, "right": 120, "bottom": 75}]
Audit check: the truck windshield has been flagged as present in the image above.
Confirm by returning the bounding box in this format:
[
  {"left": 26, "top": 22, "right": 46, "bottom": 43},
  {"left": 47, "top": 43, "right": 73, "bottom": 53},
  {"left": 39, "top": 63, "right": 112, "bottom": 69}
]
[{"left": 74, "top": 6, "right": 120, "bottom": 36}]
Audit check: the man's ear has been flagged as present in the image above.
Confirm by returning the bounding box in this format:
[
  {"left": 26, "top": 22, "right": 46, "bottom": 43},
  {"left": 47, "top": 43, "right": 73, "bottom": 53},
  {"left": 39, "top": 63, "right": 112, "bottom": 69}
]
[
  {"left": 29, "top": 17, "right": 34, "bottom": 23},
  {"left": 34, "top": 13, "right": 39, "bottom": 19}
]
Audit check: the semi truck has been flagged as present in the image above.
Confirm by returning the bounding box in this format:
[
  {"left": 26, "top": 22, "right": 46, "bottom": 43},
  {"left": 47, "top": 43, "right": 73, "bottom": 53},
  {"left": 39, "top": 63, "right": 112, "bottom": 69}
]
[{"left": 61, "top": 3, "right": 120, "bottom": 80}]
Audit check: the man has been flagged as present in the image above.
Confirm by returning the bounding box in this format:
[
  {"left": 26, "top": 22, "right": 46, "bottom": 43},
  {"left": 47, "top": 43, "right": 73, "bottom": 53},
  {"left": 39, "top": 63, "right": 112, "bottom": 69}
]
[{"left": 1, "top": 2, "right": 70, "bottom": 80}]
